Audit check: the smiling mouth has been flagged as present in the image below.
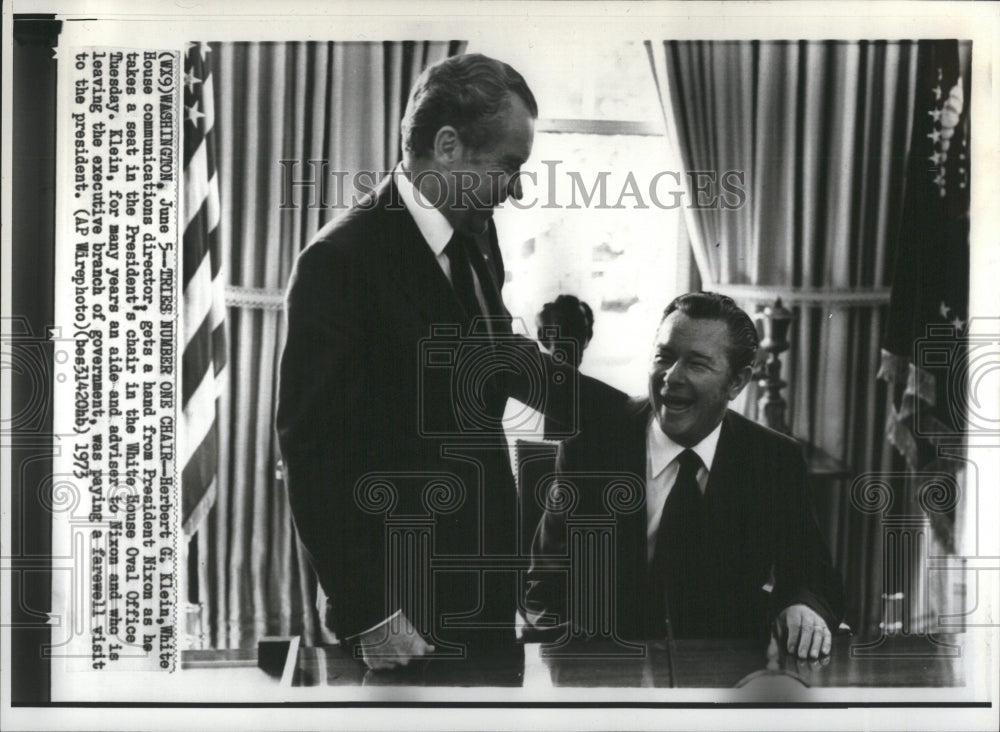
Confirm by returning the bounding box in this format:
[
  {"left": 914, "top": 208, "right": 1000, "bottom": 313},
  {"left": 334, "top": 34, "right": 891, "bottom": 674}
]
[{"left": 660, "top": 393, "right": 695, "bottom": 412}]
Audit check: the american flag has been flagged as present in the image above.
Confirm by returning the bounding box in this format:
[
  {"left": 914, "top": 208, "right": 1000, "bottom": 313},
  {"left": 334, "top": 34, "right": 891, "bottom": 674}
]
[
  {"left": 880, "top": 40, "right": 970, "bottom": 554},
  {"left": 881, "top": 39, "right": 970, "bottom": 472},
  {"left": 181, "top": 42, "right": 226, "bottom": 537}
]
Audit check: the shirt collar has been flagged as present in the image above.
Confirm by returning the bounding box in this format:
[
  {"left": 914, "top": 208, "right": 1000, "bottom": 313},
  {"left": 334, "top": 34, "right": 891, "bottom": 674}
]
[
  {"left": 394, "top": 163, "right": 454, "bottom": 255},
  {"left": 647, "top": 417, "right": 723, "bottom": 478}
]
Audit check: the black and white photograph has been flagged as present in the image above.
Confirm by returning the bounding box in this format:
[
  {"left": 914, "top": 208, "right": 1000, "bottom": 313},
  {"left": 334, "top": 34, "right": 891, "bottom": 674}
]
[{"left": 3, "top": 1, "right": 999, "bottom": 730}]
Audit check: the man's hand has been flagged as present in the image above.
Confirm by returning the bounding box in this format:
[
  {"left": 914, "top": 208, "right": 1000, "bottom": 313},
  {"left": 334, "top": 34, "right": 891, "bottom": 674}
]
[
  {"left": 774, "top": 604, "right": 832, "bottom": 660},
  {"left": 357, "top": 612, "right": 435, "bottom": 671}
]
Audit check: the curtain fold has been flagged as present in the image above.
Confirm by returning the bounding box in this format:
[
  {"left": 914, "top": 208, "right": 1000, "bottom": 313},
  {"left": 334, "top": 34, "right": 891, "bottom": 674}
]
[
  {"left": 196, "top": 41, "right": 465, "bottom": 648},
  {"left": 647, "top": 40, "right": 923, "bottom": 636}
]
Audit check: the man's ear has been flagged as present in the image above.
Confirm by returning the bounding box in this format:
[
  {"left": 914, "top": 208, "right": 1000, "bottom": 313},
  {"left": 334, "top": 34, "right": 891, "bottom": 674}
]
[
  {"left": 727, "top": 364, "right": 753, "bottom": 401},
  {"left": 432, "top": 125, "right": 462, "bottom": 165}
]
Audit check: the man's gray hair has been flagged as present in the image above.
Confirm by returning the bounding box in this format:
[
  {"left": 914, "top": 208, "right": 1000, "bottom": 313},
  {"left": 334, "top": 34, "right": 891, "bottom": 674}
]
[{"left": 401, "top": 53, "right": 537, "bottom": 158}]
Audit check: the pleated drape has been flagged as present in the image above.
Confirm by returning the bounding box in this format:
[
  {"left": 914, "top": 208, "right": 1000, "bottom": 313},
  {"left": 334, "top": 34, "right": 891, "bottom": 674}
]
[
  {"left": 196, "top": 41, "right": 464, "bottom": 648},
  {"left": 647, "top": 41, "right": 922, "bottom": 635}
]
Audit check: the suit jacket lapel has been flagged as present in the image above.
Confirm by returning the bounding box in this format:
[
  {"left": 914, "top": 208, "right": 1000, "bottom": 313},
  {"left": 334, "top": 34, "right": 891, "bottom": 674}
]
[
  {"left": 614, "top": 399, "right": 653, "bottom": 637},
  {"left": 623, "top": 399, "right": 651, "bottom": 488},
  {"left": 619, "top": 400, "right": 652, "bottom": 570},
  {"left": 466, "top": 221, "right": 507, "bottom": 319},
  {"left": 377, "top": 177, "right": 468, "bottom": 327},
  {"left": 704, "top": 411, "right": 744, "bottom": 509}
]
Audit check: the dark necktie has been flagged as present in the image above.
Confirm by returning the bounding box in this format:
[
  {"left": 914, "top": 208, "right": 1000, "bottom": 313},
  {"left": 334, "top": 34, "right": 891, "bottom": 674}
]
[
  {"left": 444, "top": 231, "right": 482, "bottom": 320},
  {"left": 649, "top": 448, "right": 705, "bottom": 638}
]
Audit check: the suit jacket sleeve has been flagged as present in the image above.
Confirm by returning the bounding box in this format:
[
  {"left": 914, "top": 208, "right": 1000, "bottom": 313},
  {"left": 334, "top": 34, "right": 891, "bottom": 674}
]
[
  {"left": 477, "top": 222, "right": 594, "bottom": 434},
  {"left": 275, "top": 242, "right": 390, "bottom": 639},
  {"left": 524, "top": 437, "right": 579, "bottom": 627},
  {"left": 770, "top": 438, "right": 846, "bottom": 631}
]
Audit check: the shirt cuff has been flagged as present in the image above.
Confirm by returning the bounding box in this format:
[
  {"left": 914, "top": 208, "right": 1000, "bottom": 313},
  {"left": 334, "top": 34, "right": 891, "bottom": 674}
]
[
  {"left": 524, "top": 608, "right": 547, "bottom": 628},
  {"left": 344, "top": 609, "right": 402, "bottom": 642},
  {"left": 524, "top": 607, "right": 567, "bottom": 630}
]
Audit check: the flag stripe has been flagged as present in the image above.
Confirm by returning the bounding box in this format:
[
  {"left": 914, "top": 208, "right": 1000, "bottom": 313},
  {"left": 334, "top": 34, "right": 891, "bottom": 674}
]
[
  {"left": 182, "top": 309, "right": 216, "bottom": 406},
  {"left": 182, "top": 422, "right": 219, "bottom": 516},
  {"left": 181, "top": 309, "right": 226, "bottom": 407},
  {"left": 212, "top": 318, "right": 226, "bottom": 377},
  {"left": 182, "top": 478, "right": 217, "bottom": 538},
  {"left": 182, "top": 243, "right": 226, "bottom": 346},
  {"left": 183, "top": 190, "right": 222, "bottom": 288},
  {"left": 184, "top": 145, "right": 216, "bottom": 230},
  {"left": 183, "top": 254, "right": 215, "bottom": 343},
  {"left": 182, "top": 363, "right": 221, "bottom": 466}
]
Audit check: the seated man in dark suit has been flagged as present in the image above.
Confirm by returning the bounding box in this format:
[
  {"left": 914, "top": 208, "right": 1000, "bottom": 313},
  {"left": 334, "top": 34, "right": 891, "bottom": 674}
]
[{"left": 525, "top": 292, "right": 845, "bottom": 659}]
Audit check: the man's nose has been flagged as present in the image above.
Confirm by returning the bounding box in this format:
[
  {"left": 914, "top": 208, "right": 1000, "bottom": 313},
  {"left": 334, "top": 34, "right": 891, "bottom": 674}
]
[
  {"left": 664, "top": 361, "right": 687, "bottom": 385},
  {"left": 506, "top": 173, "right": 523, "bottom": 202}
]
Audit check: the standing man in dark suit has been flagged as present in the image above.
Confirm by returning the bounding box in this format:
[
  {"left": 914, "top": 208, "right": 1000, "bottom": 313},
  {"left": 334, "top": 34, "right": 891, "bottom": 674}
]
[
  {"left": 525, "top": 292, "right": 845, "bottom": 659},
  {"left": 276, "top": 54, "right": 588, "bottom": 676}
]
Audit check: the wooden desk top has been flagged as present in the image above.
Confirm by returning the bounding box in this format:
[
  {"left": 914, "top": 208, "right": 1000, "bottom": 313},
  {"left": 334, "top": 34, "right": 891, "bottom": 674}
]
[
  {"left": 184, "top": 634, "right": 966, "bottom": 689},
  {"left": 533, "top": 635, "right": 965, "bottom": 689}
]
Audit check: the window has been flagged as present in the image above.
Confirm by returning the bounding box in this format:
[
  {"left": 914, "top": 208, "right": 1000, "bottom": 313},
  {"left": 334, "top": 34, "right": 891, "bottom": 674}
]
[{"left": 469, "top": 40, "right": 685, "bottom": 395}]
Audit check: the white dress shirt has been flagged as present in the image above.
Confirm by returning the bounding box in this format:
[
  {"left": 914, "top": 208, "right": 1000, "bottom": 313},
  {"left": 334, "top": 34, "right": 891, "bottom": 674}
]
[
  {"left": 525, "top": 418, "right": 726, "bottom": 631},
  {"left": 644, "top": 419, "right": 723, "bottom": 563}
]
